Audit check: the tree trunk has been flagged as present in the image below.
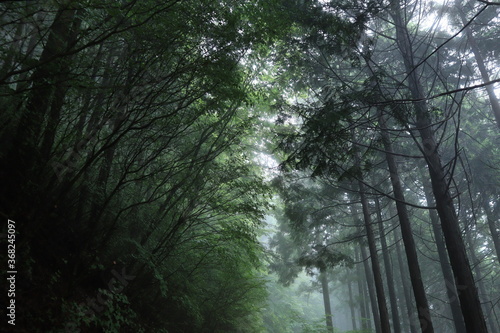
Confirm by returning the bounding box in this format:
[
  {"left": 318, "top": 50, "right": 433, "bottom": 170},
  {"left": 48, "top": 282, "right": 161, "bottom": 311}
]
[
  {"left": 360, "top": 244, "right": 382, "bottom": 333},
  {"left": 0, "top": 4, "right": 77, "bottom": 224},
  {"left": 356, "top": 247, "right": 371, "bottom": 331},
  {"left": 378, "top": 111, "right": 434, "bottom": 333},
  {"left": 375, "top": 197, "right": 402, "bottom": 333},
  {"left": 348, "top": 279, "right": 358, "bottom": 331},
  {"left": 392, "top": 221, "right": 419, "bottom": 333},
  {"left": 320, "top": 268, "right": 334, "bottom": 333},
  {"left": 40, "top": 9, "right": 83, "bottom": 162},
  {"left": 481, "top": 196, "right": 500, "bottom": 265},
  {"left": 455, "top": 1, "right": 500, "bottom": 129},
  {"left": 464, "top": 225, "right": 498, "bottom": 333},
  {"left": 390, "top": 1, "right": 489, "bottom": 331},
  {"left": 0, "top": 18, "right": 25, "bottom": 78},
  {"left": 0, "top": 12, "right": 46, "bottom": 155},
  {"left": 13, "top": 5, "right": 77, "bottom": 160},
  {"left": 357, "top": 179, "right": 392, "bottom": 333},
  {"left": 420, "top": 167, "right": 467, "bottom": 333}
]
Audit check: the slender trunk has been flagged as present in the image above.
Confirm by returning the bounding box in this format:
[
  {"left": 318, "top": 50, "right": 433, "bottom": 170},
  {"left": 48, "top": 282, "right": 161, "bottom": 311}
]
[
  {"left": 393, "top": 223, "right": 419, "bottom": 333},
  {"left": 1, "top": 10, "right": 46, "bottom": 85},
  {"left": 390, "top": 1, "right": 489, "bottom": 331},
  {"left": 0, "top": 12, "right": 46, "bottom": 153},
  {"left": 13, "top": 6, "right": 77, "bottom": 158},
  {"left": 348, "top": 279, "right": 358, "bottom": 331},
  {"left": 356, "top": 247, "right": 370, "bottom": 331},
  {"left": 361, "top": 244, "right": 382, "bottom": 333},
  {"left": 481, "top": 196, "right": 500, "bottom": 265},
  {"left": 13, "top": 27, "right": 41, "bottom": 93},
  {"left": 358, "top": 179, "right": 392, "bottom": 333},
  {"left": 375, "top": 197, "right": 402, "bottom": 333},
  {"left": 40, "top": 9, "right": 83, "bottom": 161},
  {"left": 0, "top": 19, "right": 25, "bottom": 78},
  {"left": 320, "top": 268, "right": 334, "bottom": 333},
  {"left": 420, "top": 167, "right": 467, "bottom": 333},
  {"left": 352, "top": 191, "right": 383, "bottom": 333},
  {"left": 465, "top": 226, "right": 498, "bottom": 333},
  {"left": 455, "top": 2, "right": 500, "bottom": 129},
  {"left": 378, "top": 111, "right": 435, "bottom": 333},
  {"left": 363, "top": 280, "right": 373, "bottom": 331}
]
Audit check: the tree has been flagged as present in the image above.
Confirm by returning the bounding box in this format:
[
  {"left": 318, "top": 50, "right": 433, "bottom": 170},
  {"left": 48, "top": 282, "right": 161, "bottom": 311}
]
[
  {"left": 389, "top": 0, "right": 489, "bottom": 330},
  {"left": 269, "top": 176, "right": 354, "bottom": 332},
  {"left": 0, "top": 1, "right": 285, "bottom": 331},
  {"left": 451, "top": 0, "right": 500, "bottom": 128}
]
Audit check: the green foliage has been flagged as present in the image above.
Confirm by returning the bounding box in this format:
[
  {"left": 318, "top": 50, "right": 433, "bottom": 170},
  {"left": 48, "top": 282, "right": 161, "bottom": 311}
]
[
  {"left": 300, "top": 319, "right": 334, "bottom": 333},
  {"left": 263, "top": 274, "right": 341, "bottom": 333},
  {"left": 2, "top": 0, "right": 499, "bottom": 332},
  {"left": 0, "top": 0, "right": 288, "bottom": 331},
  {"left": 60, "top": 290, "right": 140, "bottom": 333}
]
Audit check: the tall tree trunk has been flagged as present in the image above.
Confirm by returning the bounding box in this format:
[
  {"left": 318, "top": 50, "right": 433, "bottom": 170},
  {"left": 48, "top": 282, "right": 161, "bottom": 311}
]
[
  {"left": 420, "top": 167, "right": 467, "bottom": 333},
  {"left": 320, "top": 268, "right": 334, "bottom": 333},
  {"left": 356, "top": 247, "right": 371, "bottom": 331},
  {"left": 0, "top": 3, "right": 77, "bottom": 223},
  {"left": 481, "top": 195, "right": 500, "bottom": 265},
  {"left": 390, "top": 1, "right": 489, "bottom": 331},
  {"left": 348, "top": 279, "right": 358, "bottom": 331},
  {"left": 455, "top": 1, "right": 500, "bottom": 129},
  {"left": 12, "top": 18, "right": 43, "bottom": 94},
  {"left": 12, "top": 5, "right": 77, "bottom": 161},
  {"left": 375, "top": 197, "right": 402, "bottom": 333},
  {"left": 378, "top": 111, "right": 435, "bottom": 333},
  {"left": 40, "top": 9, "right": 83, "bottom": 162},
  {"left": 362, "top": 278, "right": 374, "bottom": 332},
  {"left": 393, "top": 222, "right": 419, "bottom": 333},
  {"left": 0, "top": 18, "right": 25, "bottom": 79},
  {"left": 350, "top": 186, "right": 391, "bottom": 333},
  {"left": 464, "top": 225, "right": 498, "bottom": 333},
  {"left": 357, "top": 181, "right": 392, "bottom": 333},
  {"left": 360, "top": 244, "right": 382, "bottom": 333},
  {"left": 1, "top": 12, "right": 47, "bottom": 155}
]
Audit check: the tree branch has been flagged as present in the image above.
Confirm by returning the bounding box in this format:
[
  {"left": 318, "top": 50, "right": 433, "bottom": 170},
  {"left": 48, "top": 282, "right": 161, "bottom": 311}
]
[{"left": 375, "top": 78, "right": 500, "bottom": 105}]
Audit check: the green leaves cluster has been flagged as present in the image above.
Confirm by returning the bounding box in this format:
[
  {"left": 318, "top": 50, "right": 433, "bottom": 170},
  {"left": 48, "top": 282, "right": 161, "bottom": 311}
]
[{"left": 0, "top": 0, "right": 288, "bottom": 332}]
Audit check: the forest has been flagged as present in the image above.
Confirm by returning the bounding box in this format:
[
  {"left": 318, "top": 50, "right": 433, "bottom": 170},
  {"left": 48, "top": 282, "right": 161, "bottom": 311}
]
[{"left": 0, "top": 0, "right": 498, "bottom": 332}]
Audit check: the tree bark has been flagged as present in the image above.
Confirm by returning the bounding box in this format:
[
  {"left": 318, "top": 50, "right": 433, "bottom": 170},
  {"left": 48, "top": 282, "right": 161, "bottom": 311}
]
[
  {"left": 320, "top": 268, "right": 334, "bottom": 333},
  {"left": 464, "top": 225, "right": 498, "bottom": 333},
  {"left": 356, "top": 247, "right": 372, "bottom": 331},
  {"left": 392, "top": 221, "right": 419, "bottom": 333},
  {"left": 356, "top": 181, "right": 391, "bottom": 333},
  {"left": 455, "top": 2, "right": 500, "bottom": 129},
  {"left": 348, "top": 279, "right": 358, "bottom": 331},
  {"left": 390, "top": 1, "right": 489, "bottom": 331},
  {"left": 481, "top": 196, "right": 500, "bottom": 265},
  {"left": 378, "top": 111, "right": 435, "bottom": 333},
  {"left": 13, "top": 5, "right": 77, "bottom": 159},
  {"left": 375, "top": 197, "right": 402, "bottom": 333},
  {"left": 419, "top": 167, "right": 467, "bottom": 333},
  {"left": 0, "top": 3, "right": 78, "bottom": 221},
  {"left": 360, "top": 244, "right": 382, "bottom": 333},
  {"left": 40, "top": 9, "right": 83, "bottom": 162},
  {"left": 0, "top": 18, "right": 25, "bottom": 79}
]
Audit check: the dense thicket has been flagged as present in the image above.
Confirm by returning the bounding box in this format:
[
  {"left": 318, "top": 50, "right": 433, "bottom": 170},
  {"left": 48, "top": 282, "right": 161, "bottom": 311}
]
[{"left": 0, "top": 1, "right": 284, "bottom": 332}]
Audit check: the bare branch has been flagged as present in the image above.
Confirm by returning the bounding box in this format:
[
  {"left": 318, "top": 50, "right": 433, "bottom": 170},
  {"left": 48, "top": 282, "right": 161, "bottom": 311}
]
[{"left": 375, "top": 78, "right": 500, "bottom": 105}]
